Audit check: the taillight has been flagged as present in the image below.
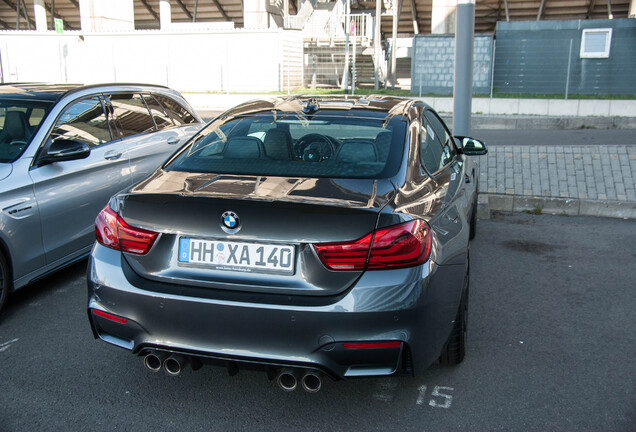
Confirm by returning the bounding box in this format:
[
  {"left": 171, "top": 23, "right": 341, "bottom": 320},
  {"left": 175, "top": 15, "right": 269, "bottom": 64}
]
[
  {"left": 311, "top": 233, "right": 372, "bottom": 271},
  {"left": 92, "top": 308, "right": 128, "bottom": 324},
  {"left": 343, "top": 341, "right": 402, "bottom": 349},
  {"left": 313, "top": 220, "right": 431, "bottom": 271},
  {"left": 95, "top": 206, "right": 158, "bottom": 255}
]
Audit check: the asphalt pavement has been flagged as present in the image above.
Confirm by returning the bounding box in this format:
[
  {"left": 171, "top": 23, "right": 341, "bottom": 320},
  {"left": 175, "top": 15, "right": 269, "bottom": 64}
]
[{"left": 1, "top": 212, "right": 634, "bottom": 431}]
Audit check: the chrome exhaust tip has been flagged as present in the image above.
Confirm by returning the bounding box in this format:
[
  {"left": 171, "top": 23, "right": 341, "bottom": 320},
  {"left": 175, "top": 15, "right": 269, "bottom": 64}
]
[
  {"left": 301, "top": 371, "right": 322, "bottom": 393},
  {"left": 143, "top": 351, "right": 168, "bottom": 373},
  {"left": 276, "top": 369, "right": 298, "bottom": 392},
  {"left": 164, "top": 354, "right": 189, "bottom": 376}
]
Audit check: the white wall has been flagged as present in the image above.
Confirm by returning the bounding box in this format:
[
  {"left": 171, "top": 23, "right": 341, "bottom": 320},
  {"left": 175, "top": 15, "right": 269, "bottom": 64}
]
[{"left": 0, "top": 29, "right": 304, "bottom": 93}]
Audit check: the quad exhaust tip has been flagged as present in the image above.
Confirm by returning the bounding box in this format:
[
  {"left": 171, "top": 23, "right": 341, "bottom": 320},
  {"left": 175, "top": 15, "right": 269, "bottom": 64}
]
[
  {"left": 301, "top": 372, "right": 322, "bottom": 393},
  {"left": 276, "top": 369, "right": 298, "bottom": 392},
  {"left": 143, "top": 351, "right": 190, "bottom": 376},
  {"left": 276, "top": 369, "right": 322, "bottom": 393},
  {"left": 143, "top": 352, "right": 168, "bottom": 373},
  {"left": 144, "top": 352, "right": 323, "bottom": 391},
  {"left": 164, "top": 354, "right": 189, "bottom": 376}
]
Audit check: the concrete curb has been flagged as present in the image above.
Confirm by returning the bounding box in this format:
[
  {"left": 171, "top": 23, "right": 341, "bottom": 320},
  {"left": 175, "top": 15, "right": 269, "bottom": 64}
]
[
  {"left": 441, "top": 115, "right": 636, "bottom": 130},
  {"left": 199, "top": 110, "right": 636, "bottom": 130},
  {"left": 478, "top": 194, "right": 636, "bottom": 219}
]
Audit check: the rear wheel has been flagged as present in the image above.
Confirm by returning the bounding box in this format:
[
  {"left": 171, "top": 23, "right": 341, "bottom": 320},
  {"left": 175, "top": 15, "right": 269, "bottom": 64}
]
[
  {"left": 439, "top": 266, "right": 468, "bottom": 365},
  {"left": 0, "top": 252, "right": 9, "bottom": 313}
]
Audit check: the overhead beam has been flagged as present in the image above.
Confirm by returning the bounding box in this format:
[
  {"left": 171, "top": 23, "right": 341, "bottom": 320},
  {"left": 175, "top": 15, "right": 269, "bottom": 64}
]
[
  {"left": 20, "top": 0, "right": 31, "bottom": 29},
  {"left": 140, "top": 0, "right": 160, "bottom": 22},
  {"left": 409, "top": 0, "right": 419, "bottom": 34},
  {"left": 211, "top": 0, "right": 231, "bottom": 21},
  {"left": 586, "top": 0, "right": 596, "bottom": 18},
  {"left": 1, "top": 0, "right": 36, "bottom": 28},
  {"left": 537, "top": 0, "right": 546, "bottom": 19},
  {"left": 175, "top": 0, "right": 193, "bottom": 19}
]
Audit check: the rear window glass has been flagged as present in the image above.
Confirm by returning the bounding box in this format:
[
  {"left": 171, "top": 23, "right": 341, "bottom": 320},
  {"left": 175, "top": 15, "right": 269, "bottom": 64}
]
[
  {"left": 108, "top": 93, "right": 156, "bottom": 137},
  {"left": 166, "top": 113, "right": 406, "bottom": 179},
  {"left": 154, "top": 95, "right": 197, "bottom": 126}
]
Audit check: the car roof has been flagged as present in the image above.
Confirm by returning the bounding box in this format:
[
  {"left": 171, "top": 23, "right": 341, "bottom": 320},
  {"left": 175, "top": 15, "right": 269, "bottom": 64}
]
[
  {"left": 0, "top": 83, "right": 173, "bottom": 103},
  {"left": 219, "top": 95, "right": 423, "bottom": 120}
]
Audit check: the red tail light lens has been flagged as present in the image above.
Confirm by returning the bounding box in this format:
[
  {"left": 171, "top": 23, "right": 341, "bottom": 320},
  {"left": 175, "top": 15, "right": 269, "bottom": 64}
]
[
  {"left": 343, "top": 341, "right": 402, "bottom": 349},
  {"left": 313, "top": 220, "right": 431, "bottom": 271},
  {"left": 92, "top": 308, "right": 128, "bottom": 324},
  {"left": 95, "top": 206, "right": 158, "bottom": 255},
  {"left": 312, "top": 233, "right": 372, "bottom": 271}
]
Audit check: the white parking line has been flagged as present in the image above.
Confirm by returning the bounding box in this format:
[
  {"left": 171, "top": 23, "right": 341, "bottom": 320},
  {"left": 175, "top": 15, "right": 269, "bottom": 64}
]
[{"left": 0, "top": 338, "right": 19, "bottom": 353}]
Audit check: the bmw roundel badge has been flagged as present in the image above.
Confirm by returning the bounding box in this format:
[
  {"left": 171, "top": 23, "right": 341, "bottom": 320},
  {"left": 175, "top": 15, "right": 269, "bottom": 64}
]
[{"left": 221, "top": 211, "right": 240, "bottom": 233}]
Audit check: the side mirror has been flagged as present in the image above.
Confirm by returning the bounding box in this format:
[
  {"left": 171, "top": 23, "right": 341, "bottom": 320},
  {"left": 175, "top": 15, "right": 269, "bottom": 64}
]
[
  {"left": 38, "top": 139, "right": 91, "bottom": 166},
  {"left": 456, "top": 136, "right": 487, "bottom": 156}
]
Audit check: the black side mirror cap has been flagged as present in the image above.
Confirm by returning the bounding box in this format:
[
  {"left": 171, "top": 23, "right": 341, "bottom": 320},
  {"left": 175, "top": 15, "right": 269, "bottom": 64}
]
[
  {"left": 455, "top": 136, "right": 488, "bottom": 156},
  {"left": 37, "top": 139, "right": 91, "bottom": 167}
]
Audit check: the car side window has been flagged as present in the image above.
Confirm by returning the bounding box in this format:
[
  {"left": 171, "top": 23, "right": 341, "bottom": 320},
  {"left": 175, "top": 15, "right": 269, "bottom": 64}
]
[
  {"left": 108, "top": 93, "right": 156, "bottom": 138},
  {"left": 50, "top": 97, "right": 111, "bottom": 147},
  {"left": 142, "top": 94, "right": 174, "bottom": 130},
  {"left": 419, "top": 116, "right": 445, "bottom": 174},
  {"left": 154, "top": 95, "right": 197, "bottom": 126},
  {"left": 424, "top": 110, "right": 456, "bottom": 169}
]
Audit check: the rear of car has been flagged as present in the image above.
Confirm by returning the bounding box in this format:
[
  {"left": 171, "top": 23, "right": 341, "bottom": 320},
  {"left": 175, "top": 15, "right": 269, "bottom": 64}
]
[{"left": 87, "top": 96, "right": 470, "bottom": 389}]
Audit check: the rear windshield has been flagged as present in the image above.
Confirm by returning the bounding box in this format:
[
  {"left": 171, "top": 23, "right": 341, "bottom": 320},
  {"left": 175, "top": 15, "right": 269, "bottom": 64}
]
[
  {"left": 0, "top": 99, "right": 54, "bottom": 163},
  {"left": 166, "top": 113, "right": 406, "bottom": 179}
]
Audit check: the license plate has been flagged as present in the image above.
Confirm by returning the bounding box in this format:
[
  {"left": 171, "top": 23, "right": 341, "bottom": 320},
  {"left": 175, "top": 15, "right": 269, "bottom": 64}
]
[{"left": 178, "top": 238, "right": 295, "bottom": 274}]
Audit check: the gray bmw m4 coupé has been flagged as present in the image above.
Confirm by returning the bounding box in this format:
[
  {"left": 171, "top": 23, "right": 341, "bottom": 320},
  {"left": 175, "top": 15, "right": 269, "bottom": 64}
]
[{"left": 88, "top": 95, "right": 487, "bottom": 392}]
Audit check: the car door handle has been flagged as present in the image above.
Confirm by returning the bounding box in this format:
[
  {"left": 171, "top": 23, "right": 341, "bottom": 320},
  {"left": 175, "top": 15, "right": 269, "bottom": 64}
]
[
  {"left": 167, "top": 137, "right": 180, "bottom": 145},
  {"left": 104, "top": 150, "right": 123, "bottom": 160}
]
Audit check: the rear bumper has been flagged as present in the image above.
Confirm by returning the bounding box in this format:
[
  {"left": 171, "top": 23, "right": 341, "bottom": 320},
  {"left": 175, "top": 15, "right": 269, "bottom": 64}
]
[{"left": 87, "top": 243, "right": 465, "bottom": 379}]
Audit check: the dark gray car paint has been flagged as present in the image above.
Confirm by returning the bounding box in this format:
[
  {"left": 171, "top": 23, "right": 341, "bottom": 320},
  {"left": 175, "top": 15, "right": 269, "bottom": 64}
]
[{"left": 87, "top": 95, "right": 480, "bottom": 379}]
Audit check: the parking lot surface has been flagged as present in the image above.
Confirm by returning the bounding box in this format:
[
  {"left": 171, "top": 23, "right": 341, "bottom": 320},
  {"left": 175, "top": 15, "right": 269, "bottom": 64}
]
[{"left": 1, "top": 212, "right": 634, "bottom": 431}]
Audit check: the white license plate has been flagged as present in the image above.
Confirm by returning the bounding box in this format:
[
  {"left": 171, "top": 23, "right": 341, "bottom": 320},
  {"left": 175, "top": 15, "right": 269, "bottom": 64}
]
[{"left": 178, "top": 238, "right": 295, "bottom": 274}]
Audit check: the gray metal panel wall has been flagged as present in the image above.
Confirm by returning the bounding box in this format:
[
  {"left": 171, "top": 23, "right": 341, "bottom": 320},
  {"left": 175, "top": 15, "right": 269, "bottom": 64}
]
[
  {"left": 494, "top": 19, "right": 636, "bottom": 96},
  {"left": 411, "top": 34, "right": 493, "bottom": 95}
]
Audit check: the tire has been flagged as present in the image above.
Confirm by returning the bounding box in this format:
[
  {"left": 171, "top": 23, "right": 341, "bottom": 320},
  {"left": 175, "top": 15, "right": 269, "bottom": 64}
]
[
  {"left": 0, "top": 252, "right": 9, "bottom": 313},
  {"left": 439, "top": 268, "right": 468, "bottom": 366}
]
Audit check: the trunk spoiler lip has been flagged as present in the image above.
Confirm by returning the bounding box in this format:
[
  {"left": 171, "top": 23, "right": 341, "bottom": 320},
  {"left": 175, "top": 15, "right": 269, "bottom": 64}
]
[{"left": 126, "top": 173, "right": 399, "bottom": 211}]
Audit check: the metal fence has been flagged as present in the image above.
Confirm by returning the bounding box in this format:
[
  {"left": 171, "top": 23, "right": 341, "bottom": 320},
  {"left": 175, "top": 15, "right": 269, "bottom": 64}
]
[{"left": 410, "top": 18, "right": 636, "bottom": 98}]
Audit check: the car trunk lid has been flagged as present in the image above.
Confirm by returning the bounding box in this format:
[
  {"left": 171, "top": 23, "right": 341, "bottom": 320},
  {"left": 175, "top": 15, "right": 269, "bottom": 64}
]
[{"left": 117, "top": 171, "right": 397, "bottom": 296}]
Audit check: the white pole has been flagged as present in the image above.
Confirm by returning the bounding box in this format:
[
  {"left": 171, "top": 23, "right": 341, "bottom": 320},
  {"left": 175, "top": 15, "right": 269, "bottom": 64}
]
[
  {"left": 453, "top": 0, "right": 475, "bottom": 136},
  {"left": 159, "top": 0, "right": 171, "bottom": 30},
  {"left": 34, "top": 0, "right": 47, "bottom": 31},
  {"left": 565, "top": 39, "right": 573, "bottom": 100},
  {"left": 374, "top": 0, "right": 381, "bottom": 89},
  {"left": 352, "top": 33, "right": 356, "bottom": 95},
  {"left": 344, "top": 0, "right": 350, "bottom": 92}
]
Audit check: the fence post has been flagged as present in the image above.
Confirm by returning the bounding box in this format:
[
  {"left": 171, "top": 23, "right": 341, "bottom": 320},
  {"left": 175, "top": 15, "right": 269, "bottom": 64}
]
[
  {"left": 565, "top": 38, "right": 573, "bottom": 100},
  {"left": 287, "top": 53, "right": 291, "bottom": 95},
  {"left": 489, "top": 38, "right": 496, "bottom": 99}
]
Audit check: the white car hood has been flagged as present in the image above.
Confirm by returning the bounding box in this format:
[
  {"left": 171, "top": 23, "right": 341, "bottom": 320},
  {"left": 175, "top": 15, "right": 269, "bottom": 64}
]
[{"left": 0, "top": 163, "right": 13, "bottom": 181}]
